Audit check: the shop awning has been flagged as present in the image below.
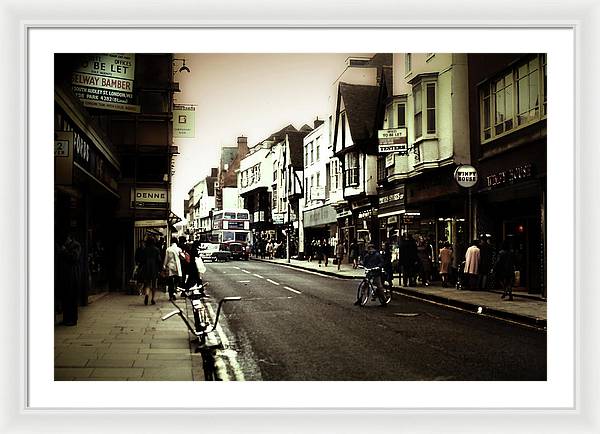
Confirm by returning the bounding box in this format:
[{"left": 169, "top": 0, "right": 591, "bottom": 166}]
[{"left": 303, "top": 205, "right": 337, "bottom": 228}]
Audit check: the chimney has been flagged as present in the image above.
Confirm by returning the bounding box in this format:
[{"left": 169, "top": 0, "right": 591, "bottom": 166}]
[
  {"left": 210, "top": 167, "right": 218, "bottom": 177},
  {"left": 237, "top": 136, "right": 249, "bottom": 156},
  {"left": 313, "top": 117, "right": 324, "bottom": 129}
]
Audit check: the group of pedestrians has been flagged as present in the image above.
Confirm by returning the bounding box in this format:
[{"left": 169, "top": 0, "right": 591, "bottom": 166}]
[
  {"left": 462, "top": 237, "right": 515, "bottom": 300},
  {"left": 305, "top": 238, "right": 333, "bottom": 267},
  {"left": 134, "top": 235, "right": 207, "bottom": 306}
]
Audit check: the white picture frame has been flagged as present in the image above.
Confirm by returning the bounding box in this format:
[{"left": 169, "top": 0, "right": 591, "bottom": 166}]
[{"left": 1, "top": 0, "right": 596, "bottom": 432}]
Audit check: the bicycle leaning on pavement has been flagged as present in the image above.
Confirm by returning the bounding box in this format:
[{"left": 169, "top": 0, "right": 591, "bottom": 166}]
[
  {"left": 356, "top": 266, "right": 392, "bottom": 307},
  {"left": 161, "top": 283, "right": 241, "bottom": 380}
]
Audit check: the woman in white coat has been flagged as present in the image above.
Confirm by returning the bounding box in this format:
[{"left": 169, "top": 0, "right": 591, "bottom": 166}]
[
  {"left": 464, "top": 240, "right": 481, "bottom": 290},
  {"left": 163, "top": 240, "right": 182, "bottom": 300}
]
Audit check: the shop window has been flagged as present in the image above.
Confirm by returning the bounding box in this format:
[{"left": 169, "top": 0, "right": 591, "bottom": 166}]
[
  {"left": 344, "top": 152, "right": 359, "bottom": 187},
  {"left": 397, "top": 103, "right": 406, "bottom": 128},
  {"left": 377, "top": 156, "right": 386, "bottom": 182}
]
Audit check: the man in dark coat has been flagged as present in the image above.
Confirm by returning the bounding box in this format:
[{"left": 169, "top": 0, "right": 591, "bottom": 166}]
[
  {"left": 138, "top": 237, "right": 162, "bottom": 305},
  {"left": 58, "top": 233, "right": 82, "bottom": 326}
]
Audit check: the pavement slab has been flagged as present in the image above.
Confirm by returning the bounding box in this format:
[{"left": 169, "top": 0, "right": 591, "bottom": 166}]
[{"left": 54, "top": 292, "right": 202, "bottom": 381}]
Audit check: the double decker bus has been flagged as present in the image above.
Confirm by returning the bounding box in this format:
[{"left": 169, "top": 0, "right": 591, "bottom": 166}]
[{"left": 210, "top": 208, "right": 251, "bottom": 244}]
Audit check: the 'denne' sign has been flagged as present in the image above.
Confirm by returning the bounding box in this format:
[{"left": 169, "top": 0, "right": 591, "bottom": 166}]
[
  {"left": 454, "top": 165, "right": 478, "bottom": 188},
  {"left": 131, "top": 188, "right": 168, "bottom": 209}
]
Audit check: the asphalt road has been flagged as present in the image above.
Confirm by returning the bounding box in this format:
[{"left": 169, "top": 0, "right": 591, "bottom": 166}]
[{"left": 202, "top": 259, "right": 547, "bottom": 381}]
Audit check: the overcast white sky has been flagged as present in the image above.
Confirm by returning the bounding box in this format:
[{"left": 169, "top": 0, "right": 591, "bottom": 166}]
[{"left": 171, "top": 53, "right": 359, "bottom": 218}]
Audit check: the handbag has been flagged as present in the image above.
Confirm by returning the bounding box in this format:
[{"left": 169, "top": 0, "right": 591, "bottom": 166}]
[{"left": 195, "top": 256, "right": 207, "bottom": 274}]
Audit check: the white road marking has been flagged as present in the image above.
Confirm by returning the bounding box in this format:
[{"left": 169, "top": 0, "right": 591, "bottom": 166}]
[
  {"left": 242, "top": 270, "right": 251, "bottom": 274},
  {"left": 284, "top": 286, "right": 301, "bottom": 294},
  {"left": 233, "top": 266, "right": 241, "bottom": 270},
  {"left": 237, "top": 280, "right": 251, "bottom": 283},
  {"left": 205, "top": 302, "right": 245, "bottom": 381},
  {"left": 253, "top": 273, "right": 264, "bottom": 279},
  {"left": 266, "top": 278, "right": 280, "bottom": 286}
]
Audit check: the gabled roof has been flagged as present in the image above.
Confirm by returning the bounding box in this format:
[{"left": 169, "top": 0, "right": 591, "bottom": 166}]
[
  {"left": 254, "top": 124, "right": 298, "bottom": 148},
  {"left": 286, "top": 131, "right": 310, "bottom": 169},
  {"left": 339, "top": 82, "right": 380, "bottom": 143}
]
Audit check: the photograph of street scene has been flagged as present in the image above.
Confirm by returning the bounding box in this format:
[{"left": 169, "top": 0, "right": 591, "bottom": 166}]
[{"left": 54, "top": 53, "right": 547, "bottom": 381}]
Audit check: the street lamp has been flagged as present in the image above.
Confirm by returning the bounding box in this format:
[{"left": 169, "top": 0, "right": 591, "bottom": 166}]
[{"left": 173, "top": 58, "right": 191, "bottom": 73}]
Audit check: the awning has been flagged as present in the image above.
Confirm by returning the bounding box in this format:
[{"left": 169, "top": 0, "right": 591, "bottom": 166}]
[
  {"left": 303, "top": 205, "right": 337, "bottom": 228},
  {"left": 378, "top": 207, "right": 405, "bottom": 219}
]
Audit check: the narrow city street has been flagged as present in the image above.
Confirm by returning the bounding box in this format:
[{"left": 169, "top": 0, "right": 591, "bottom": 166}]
[{"left": 204, "top": 260, "right": 546, "bottom": 381}]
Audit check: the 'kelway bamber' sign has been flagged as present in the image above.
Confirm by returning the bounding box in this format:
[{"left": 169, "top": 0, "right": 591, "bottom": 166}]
[{"left": 72, "top": 54, "right": 140, "bottom": 113}]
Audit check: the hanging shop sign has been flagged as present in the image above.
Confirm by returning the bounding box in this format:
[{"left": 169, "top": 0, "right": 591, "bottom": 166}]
[
  {"left": 131, "top": 188, "right": 168, "bottom": 209},
  {"left": 71, "top": 53, "right": 140, "bottom": 113},
  {"left": 378, "top": 128, "right": 408, "bottom": 153},
  {"left": 173, "top": 104, "right": 196, "bottom": 138},
  {"left": 486, "top": 163, "right": 533, "bottom": 188},
  {"left": 385, "top": 153, "right": 395, "bottom": 168},
  {"left": 272, "top": 213, "right": 285, "bottom": 225},
  {"left": 55, "top": 131, "right": 73, "bottom": 185},
  {"left": 402, "top": 211, "right": 420, "bottom": 224},
  {"left": 454, "top": 165, "right": 479, "bottom": 188},
  {"left": 336, "top": 209, "right": 352, "bottom": 219}
]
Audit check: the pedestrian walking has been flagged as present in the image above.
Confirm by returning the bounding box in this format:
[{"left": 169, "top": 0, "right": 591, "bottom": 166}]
[
  {"left": 478, "top": 235, "right": 493, "bottom": 290},
  {"left": 306, "top": 238, "right": 314, "bottom": 262},
  {"left": 464, "top": 239, "right": 481, "bottom": 290},
  {"left": 335, "top": 239, "right": 345, "bottom": 270},
  {"left": 382, "top": 242, "right": 393, "bottom": 286},
  {"left": 439, "top": 242, "right": 453, "bottom": 288},
  {"left": 417, "top": 236, "right": 433, "bottom": 286},
  {"left": 184, "top": 240, "right": 202, "bottom": 290},
  {"left": 138, "top": 237, "right": 162, "bottom": 305},
  {"left": 323, "top": 239, "right": 331, "bottom": 266},
  {"left": 266, "top": 240, "right": 274, "bottom": 259},
  {"left": 349, "top": 239, "right": 359, "bottom": 269},
  {"left": 495, "top": 240, "right": 515, "bottom": 301},
  {"left": 57, "top": 233, "right": 82, "bottom": 326},
  {"left": 163, "top": 239, "right": 183, "bottom": 302}
]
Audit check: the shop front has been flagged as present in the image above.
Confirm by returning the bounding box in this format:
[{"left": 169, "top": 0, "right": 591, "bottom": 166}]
[
  {"left": 303, "top": 204, "right": 338, "bottom": 249},
  {"left": 404, "top": 166, "right": 467, "bottom": 266},
  {"left": 477, "top": 160, "right": 546, "bottom": 296},
  {"left": 55, "top": 93, "right": 121, "bottom": 307}
]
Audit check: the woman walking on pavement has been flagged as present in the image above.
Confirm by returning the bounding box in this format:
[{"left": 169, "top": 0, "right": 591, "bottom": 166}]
[
  {"left": 138, "top": 237, "right": 162, "bottom": 305},
  {"left": 163, "top": 238, "right": 183, "bottom": 302},
  {"left": 349, "top": 239, "right": 359, "bottom": 269},
  {"left": 439, "top": 242, "right": 453, "bottom": 288},
  {"left": 416, "top": 236, "right": 433, "bottom": 286},
  {"left": 335, "top": 239, "right": 345, "bottom": 270}
]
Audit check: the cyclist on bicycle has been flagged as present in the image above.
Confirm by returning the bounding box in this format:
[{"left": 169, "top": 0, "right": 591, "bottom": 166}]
[{"left": 354, "top": 243, "right": 387, "bottom": 306}]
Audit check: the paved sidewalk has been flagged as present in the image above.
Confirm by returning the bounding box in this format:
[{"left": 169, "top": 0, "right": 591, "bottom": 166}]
[
  {"left": 54, "top": 291, "right": 204, "bottom": 381},
  {"left": 251, "top": 257, "right": 547, "bottom": 329}
]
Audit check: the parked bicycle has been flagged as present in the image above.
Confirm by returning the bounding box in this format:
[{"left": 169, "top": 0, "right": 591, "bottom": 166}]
[
  {"left": 356, "top": 266, "right": 392, "bottom": 306},
  {"left": 161, "top": 283, "right": 241, "bottom": 380}
]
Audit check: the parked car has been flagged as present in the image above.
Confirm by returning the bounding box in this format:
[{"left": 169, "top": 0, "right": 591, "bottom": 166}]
[
  {"left": 225, "top": 242, "right": 249, "bottom": 261},
  {"left": 198, "top": 243, "right": 231, "bottom": 262}
]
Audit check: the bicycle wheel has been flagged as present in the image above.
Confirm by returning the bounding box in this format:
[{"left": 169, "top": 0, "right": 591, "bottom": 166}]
[
  {"left": 379, "top": 285, "right": 392, "bottom": 305},
  {"left": 357, "top": 280, "right": 370, "bottom": 306}
]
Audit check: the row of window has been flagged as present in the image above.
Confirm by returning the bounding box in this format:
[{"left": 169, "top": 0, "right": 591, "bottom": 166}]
[
  {"left": 304, "top": 135, "right": 321, "bottom": 167},
  {"left": 240, "top": 163, "right": 261, "bottom": 188},
  {"left": 480, "top": 54, "right": 547, "bottom": 142}
]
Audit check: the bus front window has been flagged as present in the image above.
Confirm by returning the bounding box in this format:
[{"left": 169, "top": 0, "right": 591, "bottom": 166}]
[
  {"left": 235, "top": 232, "right": 248, "bottom": 242},
  {"left": 223, "top": 231, "right": 235, "bottom": 242}
]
